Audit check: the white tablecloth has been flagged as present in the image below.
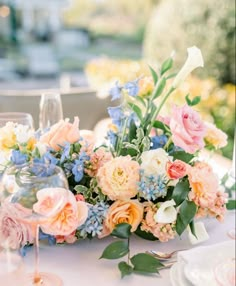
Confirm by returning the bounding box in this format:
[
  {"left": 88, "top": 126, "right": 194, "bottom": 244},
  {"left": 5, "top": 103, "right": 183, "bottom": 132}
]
[{"left": 23, "top": 211, "right": 235, "bottom": 286}]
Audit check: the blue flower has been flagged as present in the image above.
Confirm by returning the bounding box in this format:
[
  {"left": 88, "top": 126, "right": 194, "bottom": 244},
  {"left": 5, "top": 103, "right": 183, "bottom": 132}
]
[
  {"left": 78, "top": 202, "right": 109, "bottom": 237},
  {"left": 107, "top": 105, "right": 124, "bottom": 126},
  {"left": 138, "top": 170, "right": 167, "bottom": 200},
  {"left": 107, "top": 130, "right": 117, "bottom": 147},
  {"left": 39, "top": 229, "right": 56, "bottom": 245},
  {"left": 124, "top": 80, "right": 139, "bottom": 97},
  {"left": 10, "top": 150, "right": 28, "bottom": 165},
  {"left": 60, "top": 142, "right": 71, "bottom": 163},
  {"left": 110, "top": 81, "right": 122, "bottom": 101},
  {"left": 151, "top": 135, "right": 168, "bottom": 150},
  {"left": 72, "top": 152, "right": 89, "bottom": 182}
]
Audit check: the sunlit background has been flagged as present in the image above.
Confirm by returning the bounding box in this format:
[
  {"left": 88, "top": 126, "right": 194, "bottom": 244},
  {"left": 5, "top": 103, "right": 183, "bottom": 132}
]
[{"left": 0, "top": 0, "right": 235, "bottom": 158}]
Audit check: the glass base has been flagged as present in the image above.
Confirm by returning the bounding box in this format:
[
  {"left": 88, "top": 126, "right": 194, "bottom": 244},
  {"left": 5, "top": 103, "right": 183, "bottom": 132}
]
[{"left": 27, "top": 272, "right": 63, "bottom": 286}]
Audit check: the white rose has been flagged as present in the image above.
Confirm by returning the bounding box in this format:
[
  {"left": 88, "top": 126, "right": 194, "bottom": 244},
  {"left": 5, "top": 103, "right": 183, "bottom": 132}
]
[
  {"left": 140, "top": 148, "right": 172, "bottom": 176},
  {"left": 154, "top": 199, "right": 177, "bottom": 224},
  {"left": 172, "top": 46, "right": 204, "bottom": 88}
]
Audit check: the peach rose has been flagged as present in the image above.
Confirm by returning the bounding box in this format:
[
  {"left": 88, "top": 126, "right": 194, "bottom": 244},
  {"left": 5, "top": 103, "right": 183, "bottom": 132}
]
[
  {"left": 40, "top": 117, "right": 80, "bottom": 151},
  {"left": 104, "top": 200, "right": 143, "bottom": 235},
  {"left": 166, "top": 160, "right": 189, "bottom": 179},
  {"left": 97, "top": 155, "right": 140, "bottom": 200},
  {"left": 33, "top": 188, "right": 88, "bottom": 236},
  {"left": 0, "top": 202, "right": 33, "bottom": 249},
  {"left": 169, "top": 105, "right": 206, "bottom": 154}
]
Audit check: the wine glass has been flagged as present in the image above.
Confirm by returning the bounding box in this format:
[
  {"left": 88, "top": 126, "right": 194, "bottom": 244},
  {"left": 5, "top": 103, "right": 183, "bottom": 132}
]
[
  {"left": 39, "top": 92, "right": 63, "bottom": 130},
  {"left": 0, "top": 162, "right": 70, "bottom": 286},
  {"left": 0, "top": 112, "right": 34, "bottom": 129}
]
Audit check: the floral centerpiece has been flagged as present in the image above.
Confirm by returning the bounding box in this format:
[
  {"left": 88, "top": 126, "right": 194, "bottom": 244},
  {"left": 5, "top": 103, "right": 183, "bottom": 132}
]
[{"left": 0, "top": 47, "right": 232, "bottom": 277}]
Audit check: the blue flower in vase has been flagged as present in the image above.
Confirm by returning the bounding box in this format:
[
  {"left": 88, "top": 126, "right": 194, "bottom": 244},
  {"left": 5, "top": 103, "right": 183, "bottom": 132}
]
[
  {"left": 10, "top": 150, "right": 28, "bottom": 165},
  {"left": 124, "top": 80, "right": 139, "bottom": 97},
  {"left": 72, "top": 152, "right": 89, "bottom": 182},
  {"left": 60, "top": 142, "right": 71, "bottom": 163}
]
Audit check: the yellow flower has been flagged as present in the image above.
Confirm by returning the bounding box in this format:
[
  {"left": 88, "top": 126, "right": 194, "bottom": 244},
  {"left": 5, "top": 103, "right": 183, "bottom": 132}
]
[
  {"left": 138, "top": 76, "right": 154, "bottom": 97},
  {"left": 0, "top": 122, "right": 17, "bottom": 151}
]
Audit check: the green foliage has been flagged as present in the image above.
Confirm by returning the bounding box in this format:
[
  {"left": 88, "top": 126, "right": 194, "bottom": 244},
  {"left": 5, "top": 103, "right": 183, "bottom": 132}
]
[
  {"left": 172, "top": 180, "right": 190, "bottom": 206},
  {"left": 176, "top": 201, "right": 197, "bottom": 236},
  {"left": 100, "top": 241, "right": 129, "bottom": 259}
]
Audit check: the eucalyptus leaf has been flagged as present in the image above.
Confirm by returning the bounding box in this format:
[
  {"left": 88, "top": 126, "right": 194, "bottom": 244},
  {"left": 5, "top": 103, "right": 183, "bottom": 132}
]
[
  {"left": 111, "top": 223, "right": 132, "bottom": 239},
  {"left": 118, "top": 261, "right": 133, "bottom": 278},
  {"left": 74, "top": 185, "right": 88, "bottom": 194},
  {"left": 100, "top": 241, "right": 129, "bottom": 260},
  {"left": 172, "top": 181, "right": 190, "bottom": 206},
  {"left": 131, "top": 253, "right": 164, "bottom": 274}
]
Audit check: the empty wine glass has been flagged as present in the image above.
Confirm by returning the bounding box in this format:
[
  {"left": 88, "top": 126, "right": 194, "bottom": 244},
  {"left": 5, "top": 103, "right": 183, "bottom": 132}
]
[
  {"left": 39, "top": 92, "right": 63, "bottom": 130},
  {"left": 0, "top": 162, "right": 70, "bottom": 286},
  {"left": 0, "top": 112, "right": 34, "bottom": 129}
]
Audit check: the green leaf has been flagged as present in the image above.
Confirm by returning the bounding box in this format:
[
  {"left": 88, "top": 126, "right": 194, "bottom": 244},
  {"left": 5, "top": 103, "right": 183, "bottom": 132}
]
[
  {"left": 226, "top": 200, "right": 236, "bottom": 210},
  {"left": 127, "top": 102, "right": 143, "bottom": 122},
  {"left": 172, "top": 151, "right": 194, "bottom": 163},
  {"left": 176, "top": 201, "right": 197, "bottom": 236},
  {"left": 135, "top": 226, "right": 159, "bottom": 241},
  {"left": 172, "top": 181, "right": 190, "bottom": 206},
  {"left": 189, "top": 220, "right": 197, "bottom": 239},
  {"left": 153, "top": 120, "right": 169, "bottom": 132},
  {"left": 161, "top": 58, "right": 173, "bottom": 75},
  {"left": 128, "top": 119, "right": 137, "bottom": 142},
  {"left": 100, "top": 241, "right": 129, "bottom": 260},
  {"left": 131, "top": 253, "right": 164, "bottom": 274},
  {"left": 111, "top": 223, "right": 132, "bottom": 239},
  {"left": 118, "top": 261, "right": 133, "bottom": 278},
  {"left": 166, "top": 72, "right": 177, "bottom": 79},
  {"left": 136, "top": 96, "right": 147, "bottom": 107},
  {"left": 148, "top": 65, "right": 158, "bottom": 84},
  {"left": 153, "top": 77, "right": 166, "bottom": 99},
  {"left": 185, "top": 94, "right": 201, "bottom": 106}
]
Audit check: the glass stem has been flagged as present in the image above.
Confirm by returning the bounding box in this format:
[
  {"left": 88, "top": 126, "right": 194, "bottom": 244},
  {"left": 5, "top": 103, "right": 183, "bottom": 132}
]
[{"left": 32, "top": 224, "right": 42, "bottom": 285}]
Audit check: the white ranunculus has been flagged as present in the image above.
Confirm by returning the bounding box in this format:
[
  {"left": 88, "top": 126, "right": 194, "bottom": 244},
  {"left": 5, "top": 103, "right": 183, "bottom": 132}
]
[
  {"left": 154, "top": 199, "right": 177, "bottom": 224},
  {"left": 172, "top": 46, "right": 204, "bottom": 88},
  {"left": 187, "top": 222, "right": 209, "bottom": 245},
  {"left": 14, "top": 124, "right": 33, "bottom": 144},
  {"left": 140, "top": 148, "right": 172, "bottom": 176}
]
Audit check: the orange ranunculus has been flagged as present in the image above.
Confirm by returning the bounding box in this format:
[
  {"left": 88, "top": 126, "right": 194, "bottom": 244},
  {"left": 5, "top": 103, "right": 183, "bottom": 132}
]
[{"left": 166, "top": 160, "right": 189, "bottom": 180}]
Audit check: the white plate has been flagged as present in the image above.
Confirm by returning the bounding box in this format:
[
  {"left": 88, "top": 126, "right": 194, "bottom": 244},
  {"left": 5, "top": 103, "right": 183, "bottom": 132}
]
[
  {"left": 182, "top": 240, "right": 235, "bottom": 286},
  {"left": 170, "top": 263, "right": 193, "bottom": 286}
]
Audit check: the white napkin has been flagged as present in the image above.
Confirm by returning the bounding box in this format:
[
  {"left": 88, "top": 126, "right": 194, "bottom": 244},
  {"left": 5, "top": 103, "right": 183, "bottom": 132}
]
[{"left": 177, "top": 240, "right": 235, "bottom": 286}]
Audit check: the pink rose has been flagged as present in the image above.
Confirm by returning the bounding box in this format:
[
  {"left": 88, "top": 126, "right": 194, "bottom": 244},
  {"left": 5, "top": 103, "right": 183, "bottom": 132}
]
[
  {"left": 97, "top": 155, "right": 140, "bottom": 200},
  {"left": 33, "top": 188, "right": 88, "bottom": 236},
  {"left": 166, "top": 160, "right": 189, "bottom": 179},
  {"left": 0, "top": 203, "right": 33, "bottom": 249},
  {"left": 169, "top": 105, "right": 206, "bottom": 154},
  {"left": 40, "top": 117, "right": 80, "bottom": 151}
]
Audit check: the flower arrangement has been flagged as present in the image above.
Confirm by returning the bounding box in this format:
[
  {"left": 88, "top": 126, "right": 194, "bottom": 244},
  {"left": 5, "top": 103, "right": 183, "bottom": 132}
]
[{"left": 0, "top": 46, "right": 232, "bottom": 277}]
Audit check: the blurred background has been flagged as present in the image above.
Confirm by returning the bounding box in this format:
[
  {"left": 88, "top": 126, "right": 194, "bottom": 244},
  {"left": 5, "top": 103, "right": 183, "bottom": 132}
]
[{"left": 0, "top": 0, "right": 235, "bottom": 158}]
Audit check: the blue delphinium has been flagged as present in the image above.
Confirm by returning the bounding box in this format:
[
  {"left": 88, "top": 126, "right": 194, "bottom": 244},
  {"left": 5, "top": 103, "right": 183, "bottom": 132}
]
[
  {"left": 151, "top": 135, "right": 168, "bottom": 150},
  {"left": 138, "top": 170, "right": 167, "bottom": 200},
  {"left": 72, "top": 151, "right": 90, "bottom": 182},
  {"left": 60, "top": 142, "right": 71, "bottom": 163},
  {"left": 10, "top": 150, "right": 28, "bottom": 165},
  {"left": 39, "top": 229, "right": 56, "bottom": 245},
  {"left": 78, "top": 202, "right": 109, "bottom": 237},
  {"left": 110, "top": 81, "right": 122, "bottom": 101},
  {"left": 107, "top": 105, "right": 125, "bottom": 128},
  {"left": 124, "top": 80, "right": 139, "bottom": 97}
]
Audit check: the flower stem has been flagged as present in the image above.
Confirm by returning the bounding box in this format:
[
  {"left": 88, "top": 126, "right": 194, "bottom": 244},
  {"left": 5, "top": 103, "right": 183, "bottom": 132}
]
[
  {"left": 127, "top": 237, "right": 130, "bottom": 265},
  {"left": 32, "top": 224, "right": 42, "bottom": 285},
  {"left": 147, "top": 87, "right": 175, "bottom": 135}
]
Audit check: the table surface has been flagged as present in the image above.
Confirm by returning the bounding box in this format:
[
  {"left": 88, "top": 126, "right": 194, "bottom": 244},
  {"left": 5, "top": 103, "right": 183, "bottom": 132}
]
[{"left": 23, "top": 211, "right": 235, "bottom": 286}]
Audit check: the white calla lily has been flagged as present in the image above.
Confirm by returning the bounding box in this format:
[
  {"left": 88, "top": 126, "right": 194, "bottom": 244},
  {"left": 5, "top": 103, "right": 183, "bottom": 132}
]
[
  {"left": 188, "top": 222, "right": 209, "bottom": 245},
  {"left": 154, "top": 199, "right": 177, "bottom": 224},
  {"left": 172, "top": 46, "right": 204, "bottom": 88}
]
